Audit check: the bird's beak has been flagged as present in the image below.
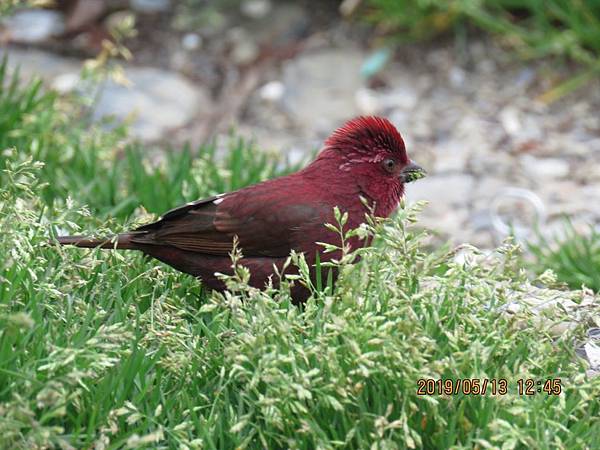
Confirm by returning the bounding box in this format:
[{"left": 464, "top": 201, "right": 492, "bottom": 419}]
[{"left": 400, "top": 161, "right": 426, "bottom": 183}]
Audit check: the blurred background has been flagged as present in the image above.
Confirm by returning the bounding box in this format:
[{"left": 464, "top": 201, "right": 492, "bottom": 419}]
[{"left": 1, "top": 0, "right": 600, "bottom": 267}]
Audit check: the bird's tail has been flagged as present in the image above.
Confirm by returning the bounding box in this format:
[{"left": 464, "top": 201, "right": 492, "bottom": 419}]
[{"left": 56, "top": 233, "right": 138, "bottom": 250}]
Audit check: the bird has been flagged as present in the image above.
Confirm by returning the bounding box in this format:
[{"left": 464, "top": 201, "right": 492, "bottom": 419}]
[{"left": 57, "top": 116, "right": 426, "bottom": 303}]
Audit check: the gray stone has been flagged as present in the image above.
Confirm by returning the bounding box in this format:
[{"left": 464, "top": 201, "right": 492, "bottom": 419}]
[
  {"left": 405, "top": 174, "right": 475, "bottom": 209},
  {"left": 241, "top": 0, "right": 272, "bottom": 19},
  {"left": 130, "top": 0, "right": 171, "bottom": 13},
  {"left": 91, "top": 67, "right": 208, "bottom": 141},
  {"left": 281, "top": 48, "right": 364, "bottom": 133},
  {"left": 181, "top": 33, "right": 202, "bottom": 51},
  {"left": 249, "top": 2, "right": 309, "bottom": 47},
  {"left": 7, "top": 52, "right": 206, "bottom": 142},
  {"left": 432, "top": 139, "right": 470, "bottom": 173},
  {"left": 2, "top": 9, "right": 64, "bottom": 43},
  {"left": 231, "top": 40, "right": 259, "bottom": 65},
  {"left": 2, "top": 48, "right": 80, "bottom": 82}
]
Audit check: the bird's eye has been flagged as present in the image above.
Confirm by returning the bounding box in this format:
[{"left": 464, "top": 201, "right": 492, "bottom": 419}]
[{"left": 382, "top": 158, "right": 396, "bottom": 173}]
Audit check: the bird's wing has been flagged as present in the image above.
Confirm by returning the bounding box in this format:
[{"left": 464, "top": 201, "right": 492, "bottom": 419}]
[{"left": 131, "top": 180, "right": 332, "bottom": 257}]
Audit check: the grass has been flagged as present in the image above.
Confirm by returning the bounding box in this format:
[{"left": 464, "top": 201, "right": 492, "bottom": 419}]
[
  {"left": 1, "top": 61, "right": 600, "bottom": 449},
  {"left": 363, "top": 0, "right": 600, "bottom": 100},
  {"left": 528, "top": 220, "right": 600, "bottom": 293}
]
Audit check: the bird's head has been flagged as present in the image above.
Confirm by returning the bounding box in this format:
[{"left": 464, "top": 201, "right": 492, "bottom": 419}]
[{"left": 317, "top": 116, "right": 426, "bottom": 215}]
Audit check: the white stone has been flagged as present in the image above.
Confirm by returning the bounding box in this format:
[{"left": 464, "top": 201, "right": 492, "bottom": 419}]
[
  {"left": 584, "top": 342, "right": 600, "bottom": 369},
  {"left": 500, "top": 106, "right": 521, "bottom": 135},
  {"left": 241, "top": 0, "right": 272, "bottom": 19},
  {"left": 259, "top": 81, "right": 285, "bottom": 102},
  {"left": 50, "top": 72, "right": 80, "bottom": 94},
  {"left": 520, "top": 155, "right": 570, "bottom": 180}
]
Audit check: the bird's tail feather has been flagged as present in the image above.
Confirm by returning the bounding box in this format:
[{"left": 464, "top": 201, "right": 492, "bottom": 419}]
[{"left": 56, "top": 233, "right": 138, "bottom": 250}]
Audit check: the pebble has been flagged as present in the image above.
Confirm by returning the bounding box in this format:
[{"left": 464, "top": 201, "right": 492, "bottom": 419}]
[
  {"left": 259, "top": 81, "right": 285, "bottom": 103},
  {"left": 228, "top": 28, "right": 259, "bottom": 65},
  {"left": 51, "top": 72, "right": 80, "bottom": 94},
  {"left": 500, "top": 106, "right": 522, "bottom": 135},
  {"left": 241, "top": 0, "right": 272, "bottom": 19},
  {"left": 520, "top": 155, "right": 570, "bottom": 180},
  {"left": 182, "top": 33, "right": 202, "bottom": 51}
]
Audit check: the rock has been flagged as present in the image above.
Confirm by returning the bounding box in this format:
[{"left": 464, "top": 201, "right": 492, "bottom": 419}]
[
  {"left": 448, "top": 66, "right": 466, "bottom": 88},
  {"left": 249, "top": 2, "right": 309, "bottom": 48},
  {"left": 500, "top": 106, "right": 521, "bottom": 136},
  {"left": 130, "top": 0, "right": 171, "bottom": 13},
  {"left": 404, "top": 174, "right": 475, "bottom": 242},
  {"left": 2, "top": 9, "right": 64, "bottom": 43},
  {"left": 471, "top": 177, "right": 508, "bottom": 208},
  {"left": 381, "top": 86, "right": 419, "bottom": 111},
  {"left": 520, "top": 155, "right": 570, "bottom": 180},
  {"left": 181, "top": 33, "right": 202, "bottom": 51},
  {"left": 91, "top": 67, "right": 209, "bottom": 141},
  {"left": 576, "top": 328, "right": 600, "bottom": 376},
  {"left": 541, "top": 180, "right": 580, "bottom": 204},
  {"left": 259, "top": 81, "right": 285, "bottom": 103},
  {"left": 581, "top": 185, "right": 600, "bottom": 208},
  {"left": 354, "top": 84, "right": 419, "bottom": 116},
  {"left": 432, "top": 139, "right": 470, "bottom": 173},
  {"left": 281, "top": 48, "right": 364, "bottom": 133},
  {"left": 354, "top": 88, "right": 380, "bottom": 115},
  {"left": 227, "top": 28, "right": 259, "bottom": 65},
  {"left": 2, "top": 48, "right": 80, "bottom": 82},
  {"left": 501, "top": 286, "right": 596, "bottom": 337},
  {"left": 241, "top": 0, "right": 272, "bottom": 19},
  {"left": 405, "top": 174, "right": 475, "bottom": 209},
  {"left": 230, "top": 39, "right": 259, "bottom": 65},
  {"left": 51, "top": 72, "right": 81, "bottom": 94}
]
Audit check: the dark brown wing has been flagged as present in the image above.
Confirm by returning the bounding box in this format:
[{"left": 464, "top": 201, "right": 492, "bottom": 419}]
[
  {"left": 131, "top": 179, "right": 333, "bottom": 258},
  {"left": 133, "top": 195, "right": 234, "bottom": 255}
]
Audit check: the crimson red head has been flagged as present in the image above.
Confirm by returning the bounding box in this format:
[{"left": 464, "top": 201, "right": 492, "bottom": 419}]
[
  {"left": 308, "top": 116, "right": 425, "bottom": 217},
  {"left": 322, "top": 117, "right": 423, "bottom": 182},
  {"left": 325, "top": 116, "right": 408, "bottom": 165}
]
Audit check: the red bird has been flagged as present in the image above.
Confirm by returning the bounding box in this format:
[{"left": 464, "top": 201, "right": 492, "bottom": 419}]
[{"left": 57, "top": 117, "right": 425, "bottom": 302}]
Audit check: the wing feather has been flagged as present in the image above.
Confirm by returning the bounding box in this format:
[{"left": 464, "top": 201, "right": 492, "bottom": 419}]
[{"left": 130, "top": 179, "right": 332, "bottom": 257}]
